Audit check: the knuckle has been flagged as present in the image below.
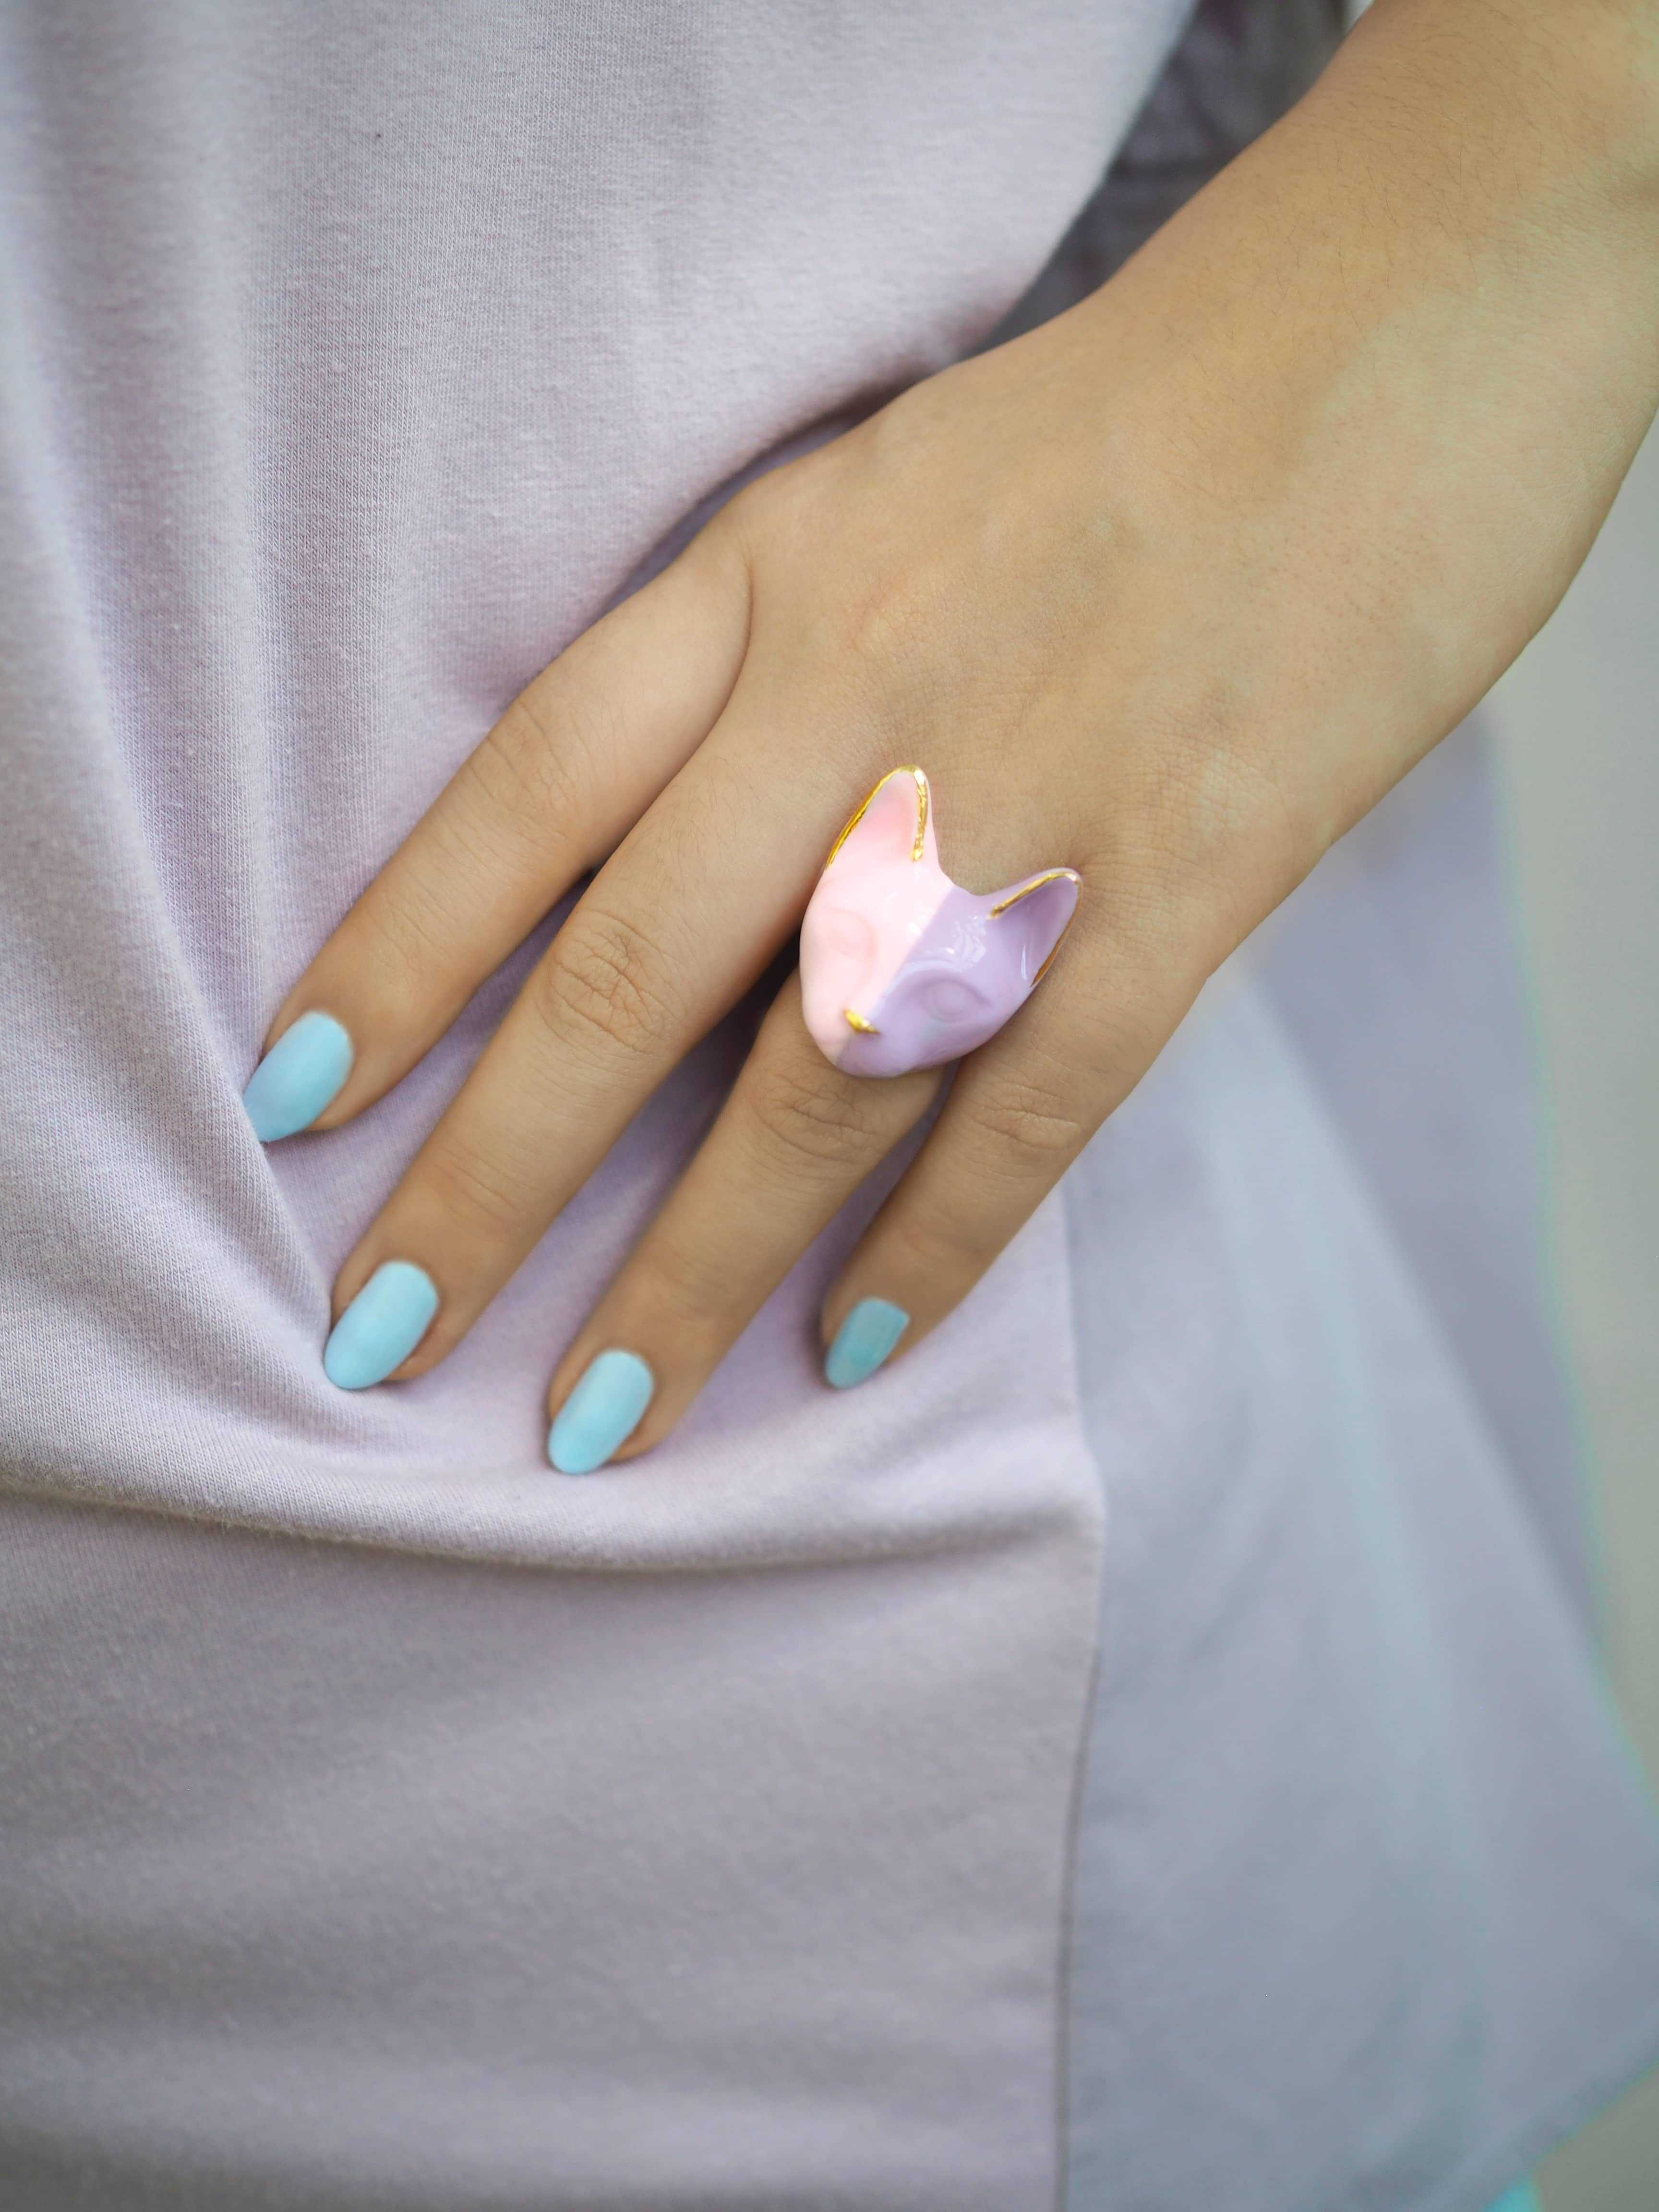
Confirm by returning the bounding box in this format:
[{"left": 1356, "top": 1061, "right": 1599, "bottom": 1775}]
[
  {"left": 1108, "top": 696, "right": 1310, "bottom": 938},
  {"left": 722, "top": 445, "right": 830, "bottom": 553},
  {"left": 722, "top": 468, "right": 790, "bottom": 546},
  {"left": 634, "top": 1236, "right": 739, "bottom": 1334},
  {"left": 741, "top": 1057, "right": 892, "bottom": 1174},
  {"left": 473, "top": 692, "right": 596, "bottom": 845},
  {"left": 886, "top": 1202, "right": 1000, "bottom": 1280},
  {"left": 364, "top": 866, "right": 481, "bottom": 999},
  {"left": 531, "top": 904, "right": 681, "bottom": 1060},
  {"left": 420, "top": 1136, "right": 534, "bottom": 1238},
  {"left": 342, "top": 899, "right": 449, "bottom": 1025},
  {"left": 834, "top": 566, "right": 935, "bottom": 667},
  {"left": 965, "top": 1078, "right": 1090, "bottom": 1172}
]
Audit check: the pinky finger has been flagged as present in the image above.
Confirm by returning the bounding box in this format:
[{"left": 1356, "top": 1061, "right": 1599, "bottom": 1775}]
[{"left": 818, "top": 954, "right": 1192, "bottom": 1386}]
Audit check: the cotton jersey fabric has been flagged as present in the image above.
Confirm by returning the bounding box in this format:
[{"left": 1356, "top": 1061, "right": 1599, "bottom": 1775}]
[{"left": 1, "top": 4, "right": 1657, "bottom": 2207}]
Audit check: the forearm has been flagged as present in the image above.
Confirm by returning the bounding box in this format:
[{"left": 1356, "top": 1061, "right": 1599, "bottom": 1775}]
[
  {"left": 1358, "top": 0, "right": 1659, "bottom": 209},
  {"left": 1315, "top": 0, "right": 1659, "bottom": 436}
]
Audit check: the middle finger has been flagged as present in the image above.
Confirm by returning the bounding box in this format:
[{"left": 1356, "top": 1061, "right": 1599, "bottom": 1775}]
[
  {"left": 543, "top": 973, "right": 939, "bottom": 1470},
  {"left": 320, "top": 700, "right": 869, "bottom": 1388}
]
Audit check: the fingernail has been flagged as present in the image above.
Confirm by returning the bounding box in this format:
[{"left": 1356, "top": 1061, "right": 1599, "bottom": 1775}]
[
  {"left": 323, "top": 1261, "right": 440, "bottom": 1390},
  {"left": 243, "top": 1011, "right": 354, "bottom": 1141},
  {"left": 548, "top": 1349, "right": 655, "bottom": 1475},
  {"left": 824, "top": 1298, "right": 910, "bottom": 1389}
]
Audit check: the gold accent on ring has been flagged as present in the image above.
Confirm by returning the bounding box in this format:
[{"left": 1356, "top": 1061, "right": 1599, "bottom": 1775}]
[
  {"left": 1032, "top": 934, "right": 1072, "bottom": 987},
  {"left": 907, "top": 766, "right": 928, "bottom": 861},
  {"left": 988, "top": 867, "right": 1077, "bottom": 918},
  {"left": 988, "top": 867, "right": 1082, "bottom": 986},
  {"left": 844, "top": 1008, "right": 879, "bottom": 1034},
  {"left": 824, "top": 790, "right": 872, "bottom": 869},
  {"left": 823, "top": 766, "right": 931, "bottom": 869}
]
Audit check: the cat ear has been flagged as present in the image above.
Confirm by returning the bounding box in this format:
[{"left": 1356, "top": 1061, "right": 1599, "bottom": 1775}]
[
  {"left": 988, "top": 868, "right": 1081, "bottom": 984},
  {"left": 826, "top": 767, "right": 934, "bottom": 871}
]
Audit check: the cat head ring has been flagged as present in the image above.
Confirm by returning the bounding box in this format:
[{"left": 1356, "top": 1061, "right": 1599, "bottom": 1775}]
[{"left": 800, "top": 767, "right": 1081, "bottom": 1080}]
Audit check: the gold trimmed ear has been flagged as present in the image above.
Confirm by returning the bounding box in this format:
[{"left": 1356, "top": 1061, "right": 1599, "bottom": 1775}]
[
  {"left": 825, "top": 766, "right": 930, "bottom": 869},
  {"left": 988, "top": 867, "right": 1082, "bottom": 983},
  {"left": 987, "top": 866, "right": 1078, "bottom": 917}
]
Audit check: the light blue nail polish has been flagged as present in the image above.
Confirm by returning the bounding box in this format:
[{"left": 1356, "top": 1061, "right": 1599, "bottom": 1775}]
[
  {"left": 825, "top": 1297, "right": 909, "bottom": 1389},
  {"left": 243, "top": 1010, "right": 354, "bottom": 1142},
  {"left": 547, "top": 1349, "right": 655, "bottom": 1475},
  {"left": 323, "top": 1261, "right": 440, "bottom": 1390}
]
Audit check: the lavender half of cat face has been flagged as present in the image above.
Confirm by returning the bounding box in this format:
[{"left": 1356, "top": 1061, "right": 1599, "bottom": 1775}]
[{"left": 835, "top": 876, "right": 1077, "bottom": 1078}]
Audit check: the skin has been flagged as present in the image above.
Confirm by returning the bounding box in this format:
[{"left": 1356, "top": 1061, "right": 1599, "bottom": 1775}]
[{"left": 259, "top": 0, "right": 1659, "bottom": 1462}]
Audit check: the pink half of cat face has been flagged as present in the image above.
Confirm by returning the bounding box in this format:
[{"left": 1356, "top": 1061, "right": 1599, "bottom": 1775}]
[{"left": 800, "top": 769, "right": 1080, "bottom": 1079}]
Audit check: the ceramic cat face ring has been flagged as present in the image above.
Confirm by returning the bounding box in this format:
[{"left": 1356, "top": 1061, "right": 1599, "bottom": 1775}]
[{"left": 799, "top": 767, "right": 1081, "bottom": 1080}]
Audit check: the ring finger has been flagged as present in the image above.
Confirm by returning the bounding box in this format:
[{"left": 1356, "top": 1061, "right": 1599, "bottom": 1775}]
[{"left": 543, "top": 974, "right": 940, "bottom": 1472}]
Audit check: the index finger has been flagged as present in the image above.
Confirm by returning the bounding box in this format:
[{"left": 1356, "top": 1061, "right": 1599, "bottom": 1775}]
[{"left": 242, "top": 529, "right": 750, "bottom": 1141}]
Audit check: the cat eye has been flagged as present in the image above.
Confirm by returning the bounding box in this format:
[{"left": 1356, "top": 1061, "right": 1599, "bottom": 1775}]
[
  {"left": 821, "top": 908, "right": 876, "bottom": 961},
  {"left": 920, "top": 977, "right": 982, "bottom": 1024}
]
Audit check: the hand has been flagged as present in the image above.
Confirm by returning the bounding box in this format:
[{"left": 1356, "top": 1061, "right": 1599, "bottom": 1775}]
[{"left": 243, "top": 0, "right": 1659, "bottom": 1469}]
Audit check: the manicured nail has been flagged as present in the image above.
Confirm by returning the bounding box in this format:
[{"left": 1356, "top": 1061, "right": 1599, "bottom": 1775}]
[
  {"left": 824, "top": 1298, "right": 910, "bottom": 1389},
  {"left": 323, "top": 1261, "right": 440, "bottom": 1390},
  {"left": 548, "top": 1349, "right": 655, "bottom": 1475},
  {"left": 243, "top": 1011, "right": 353, "bottom": 1141}
]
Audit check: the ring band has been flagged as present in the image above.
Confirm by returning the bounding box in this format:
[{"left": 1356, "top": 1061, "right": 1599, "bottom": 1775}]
[{"left": 799, "top": 767, "right": 1080, "bottom": 1079}]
